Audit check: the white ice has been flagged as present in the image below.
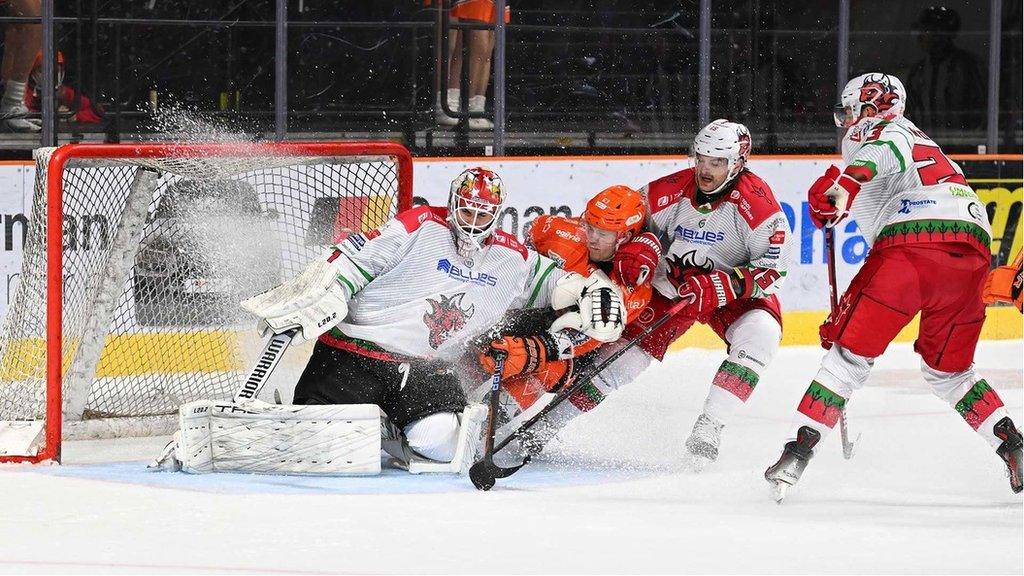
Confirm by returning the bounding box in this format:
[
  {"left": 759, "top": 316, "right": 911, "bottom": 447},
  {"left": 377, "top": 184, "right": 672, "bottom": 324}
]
[{"left": 1, "top": 341, "right": 1021, "bottom": 574}]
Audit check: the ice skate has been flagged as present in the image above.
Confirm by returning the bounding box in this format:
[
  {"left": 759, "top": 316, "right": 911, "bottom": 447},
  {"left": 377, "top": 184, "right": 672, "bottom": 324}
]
[
  {"left": 764, "top": 426, "right": 821, "bottom": 503},
  {"left": 683, "top": 413, "right": 723, "bottom": 472},
  {"left": 993, "top": 417, "right": 1022, "bottom": 494}
]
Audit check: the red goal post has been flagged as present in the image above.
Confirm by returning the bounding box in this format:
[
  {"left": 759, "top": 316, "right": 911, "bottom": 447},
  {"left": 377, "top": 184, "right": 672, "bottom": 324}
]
[{"left": 0, "top": 141, "right": 413, "bottom": 463}]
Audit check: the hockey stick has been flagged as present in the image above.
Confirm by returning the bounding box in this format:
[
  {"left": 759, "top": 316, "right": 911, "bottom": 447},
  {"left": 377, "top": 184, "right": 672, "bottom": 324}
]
[
  {"left": 469, "top": 354, "right": 522, "bottom": 490},
  {"left": 469, "top": 298, "right": 691, "bottom": 490},
  {"left": 233, "top": 328, "right": 298, "bottom": 404},
  {"left": 824, "top": 226, "right": 860, "bottom": 459}
]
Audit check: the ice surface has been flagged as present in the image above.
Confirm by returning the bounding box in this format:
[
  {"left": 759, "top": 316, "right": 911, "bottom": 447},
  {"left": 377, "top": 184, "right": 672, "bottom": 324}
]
[{"left": 0, "top": 341, "right": 1020, "bottom": 574}]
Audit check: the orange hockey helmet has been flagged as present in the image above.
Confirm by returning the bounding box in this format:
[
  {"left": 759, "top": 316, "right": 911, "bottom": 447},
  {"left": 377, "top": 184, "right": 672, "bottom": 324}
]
[{"left": 584, "top": 185, "right": 645, "bottom": 241}]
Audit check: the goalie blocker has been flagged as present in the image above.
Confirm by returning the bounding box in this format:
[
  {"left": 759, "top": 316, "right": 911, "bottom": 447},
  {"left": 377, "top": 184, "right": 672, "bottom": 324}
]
[{"left": 151, "top": 400, "right": 487, "bottom": 476}]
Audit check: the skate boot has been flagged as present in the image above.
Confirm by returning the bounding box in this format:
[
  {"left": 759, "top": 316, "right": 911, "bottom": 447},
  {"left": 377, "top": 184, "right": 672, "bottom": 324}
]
[
  {"left": 764, "top": 426, "right": 821, "bottom": 503},
  {"left": 684, "top": 413, "right": 724, "bottom": 472},
  {"left": 993, "top": 417, "right": 1022, "bottom": 494}
]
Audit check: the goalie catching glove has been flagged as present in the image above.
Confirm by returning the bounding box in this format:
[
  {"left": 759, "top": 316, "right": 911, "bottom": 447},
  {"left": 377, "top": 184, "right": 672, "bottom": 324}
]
[
  {"left": 548, "top": 271, "right": 626, "bottom": 342},
  {"left": 241, "top": 256, "right": 351, "bottom": 344}
]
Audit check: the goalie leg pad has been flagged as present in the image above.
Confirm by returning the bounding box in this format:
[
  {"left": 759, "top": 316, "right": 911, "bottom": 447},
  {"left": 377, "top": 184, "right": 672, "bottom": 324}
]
[
  {"left": 407, "top": 404, "right": 487, "bottom": 475},
  {"left": 169, "top": 400, "right": 385, "bottom": 475}
]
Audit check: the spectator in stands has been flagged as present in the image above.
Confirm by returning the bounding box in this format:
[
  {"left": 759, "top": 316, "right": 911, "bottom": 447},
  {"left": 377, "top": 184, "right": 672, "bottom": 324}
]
[
  {"left": 0, "top": 0, "right": 41, "bottom": 132},
  {"left": 429, "top": 0, "right": 509, "bottom": 130},
  {"left": 906, "top": 5, "right": 985, "bottom": 133}
]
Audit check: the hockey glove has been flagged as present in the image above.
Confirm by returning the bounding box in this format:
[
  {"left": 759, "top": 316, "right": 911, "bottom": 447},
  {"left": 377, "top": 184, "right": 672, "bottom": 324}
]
[
  {"left": 240, "top": 258, "right": 350, "bottom": 344},
  {"left": 614, "top": 232, "right": 662, "bottom": 288},
  {"left": 480, "top": 333, "right": 573, "bottom": 380},
  {"left": 674, "top": 270, "right": 740, "bottom": 319},
  {"left": 807, "top": 165, "right": 861, "bottom": 228},
  {"left": 549, "top": 271, "right": 626, "bottom": 342},
  {"left": 983, "top": 262, "right": 1023, "bottom": 312}
]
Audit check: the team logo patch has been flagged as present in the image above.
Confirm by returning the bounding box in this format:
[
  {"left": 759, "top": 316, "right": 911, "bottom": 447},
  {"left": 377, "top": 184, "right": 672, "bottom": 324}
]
[
  {"left": 898, "top": 199, "right": 938, "bottom": 214},
  {"left": 423, "top": 292, "right": 475, "bottom": 349},
  {"left": 437, "top": 258, "right": 499, "bottom": 286}
]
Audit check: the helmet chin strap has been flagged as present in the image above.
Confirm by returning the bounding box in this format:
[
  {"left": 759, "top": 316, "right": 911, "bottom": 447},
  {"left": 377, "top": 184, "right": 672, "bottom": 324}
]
[{"left": 699, "top": 163, "right": 745, "bottom": 197}]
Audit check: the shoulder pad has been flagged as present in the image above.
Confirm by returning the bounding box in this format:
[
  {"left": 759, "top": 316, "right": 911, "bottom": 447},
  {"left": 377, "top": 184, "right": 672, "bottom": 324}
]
[
  {"left": 395, "top": 205, "right": 447, "bottom": 233},
  {"left": 529, "top": 215, "right": 588, "bottom": 272},
  {"left": 488, "top": 229, "right": 529, "bottom": 260},
  {"left": 726, "top": 172, "right": 782, "bottom": 229},
  {"left": 645, "top": 168, "right": 695, "bottom": 215}
]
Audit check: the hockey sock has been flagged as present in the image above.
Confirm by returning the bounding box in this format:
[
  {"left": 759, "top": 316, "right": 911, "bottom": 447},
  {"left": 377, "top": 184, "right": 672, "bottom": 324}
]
[
  {"left": 704, "top": 359, "right": 759, "bottom": 422},
  {"left": 789, "top": 380, "right": 848, "bottom": 442},
  {"left": 953, "top": 380, "right": 1010, "bottom": 449}
]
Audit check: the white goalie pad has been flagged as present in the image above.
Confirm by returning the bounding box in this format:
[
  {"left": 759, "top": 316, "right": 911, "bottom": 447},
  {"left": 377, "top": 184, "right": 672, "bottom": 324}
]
[
  {"left": 166, "top": 401, "right": 384, "bottom": 475},
  {"left": 0, "top": 421, "right": 45, "bottom": 458}
]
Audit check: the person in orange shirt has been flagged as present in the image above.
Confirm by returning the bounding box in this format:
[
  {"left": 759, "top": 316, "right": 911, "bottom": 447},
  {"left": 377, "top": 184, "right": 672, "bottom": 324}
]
[
  {"left": 428, "top": 0, "right": 511, "bottom": 129},
  {"left": 983, "top": 249, "right": 1022, "bottom": 312},
  {"left": 479, "top": 185, "right": 662, "bottom": 454}
]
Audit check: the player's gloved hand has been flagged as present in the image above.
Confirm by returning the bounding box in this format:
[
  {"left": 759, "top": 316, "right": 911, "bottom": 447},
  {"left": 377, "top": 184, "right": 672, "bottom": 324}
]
[
  {"left": 241, "top": 258, "right": 350, "bottom": 344},
  {"left": 807, "top": 165, "right": 861, "bottom": 228},
  {"left": 479, "top": 332, "right": 573, "bottom": 379},
  {"left": 613, "top": 232, "right": 662, "bottom": 288},
  {"left": 818, "top": 316, "right": 836, "bottom": 350},
  {"left": 549, "top": 272, "right": 626, "bottom": 342},
  {"left": 674, "top": 270, "right": 740, "bottom": 319},
  {"left": 983, "top": 264, "right": 1023, "bottom": 312}
]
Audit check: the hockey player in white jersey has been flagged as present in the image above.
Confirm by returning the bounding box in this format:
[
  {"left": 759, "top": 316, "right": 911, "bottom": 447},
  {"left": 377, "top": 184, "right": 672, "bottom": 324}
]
[
  {"left": 622, "top": 119, "right": 793, "bottom": 470},
  {"left": 764, "top": 73, "right": 1022, "bottom": 500},
  {"left": 241, "top": 167, "right": 625, "bottom": 474}
]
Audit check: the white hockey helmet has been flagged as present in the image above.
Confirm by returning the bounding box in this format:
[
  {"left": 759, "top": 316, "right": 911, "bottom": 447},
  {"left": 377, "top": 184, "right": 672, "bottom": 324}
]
[
  {"left": 834, "top": 73, "right": 907, "bottom": 128},
  {"left": 447, "top": 167, "right": 507, "bottom": 254},
  {"left": 690, "top": 119, "right": 752, "bottom": 195}
]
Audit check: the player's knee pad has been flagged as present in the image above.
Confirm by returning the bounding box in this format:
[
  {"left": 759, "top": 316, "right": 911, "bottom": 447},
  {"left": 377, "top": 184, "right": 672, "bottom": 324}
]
[
  {"left": 921, "top": 361, "right": 978, "bottom": 406},
  {"left": 723, "top": 308, "right": 781, "bottom": 373},
  {"left": 403, "top": 412, "right": 460, "bottom": 462},
  {"left": 591, "top": 342, "right": 652, "bottom": 396},
  {"left": 815, "top": 344, "right": 873, "bottom": 397}
]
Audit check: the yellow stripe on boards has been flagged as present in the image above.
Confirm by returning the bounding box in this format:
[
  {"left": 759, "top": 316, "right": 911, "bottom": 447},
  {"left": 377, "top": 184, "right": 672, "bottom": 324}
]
[{"left": 668, "top": 307, "right": 1023, "bottom": 351}]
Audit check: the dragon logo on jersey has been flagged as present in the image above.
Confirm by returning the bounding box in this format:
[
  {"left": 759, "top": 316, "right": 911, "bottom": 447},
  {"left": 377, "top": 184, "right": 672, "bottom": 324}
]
[
  {"left": 665, "top": 251, "right": 715, "bottom": 283},
  {"left": 423, "top": 292, "right": 475, "bottom": 349}
]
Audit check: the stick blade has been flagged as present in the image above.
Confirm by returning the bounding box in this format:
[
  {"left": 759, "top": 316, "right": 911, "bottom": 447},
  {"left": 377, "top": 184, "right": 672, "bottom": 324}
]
[{"left": 468, "top": 456, "right": 531, "bottom": 491}]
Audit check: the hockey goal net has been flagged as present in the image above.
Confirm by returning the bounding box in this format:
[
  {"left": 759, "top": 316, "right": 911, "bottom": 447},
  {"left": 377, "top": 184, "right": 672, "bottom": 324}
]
[{"left": 0, "top": 141, "right": 413, "bottom": 463}]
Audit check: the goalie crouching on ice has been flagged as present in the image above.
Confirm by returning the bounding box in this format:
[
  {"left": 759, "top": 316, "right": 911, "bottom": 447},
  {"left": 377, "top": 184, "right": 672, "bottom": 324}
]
[{"left": 152, "top": 167, "right": 626, "bottom": 476}]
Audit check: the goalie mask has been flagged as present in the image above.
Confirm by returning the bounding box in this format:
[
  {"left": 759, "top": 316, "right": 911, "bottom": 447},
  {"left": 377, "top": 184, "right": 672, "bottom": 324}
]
[
  {"left": 690, "top": 119, "right": 752, "bottom": 196},
  {"left": 447, "top": 167, "right": 507, "bottom": 255},
  {"left": 834, "top": 73, "right": 906, "bottom": 128}
]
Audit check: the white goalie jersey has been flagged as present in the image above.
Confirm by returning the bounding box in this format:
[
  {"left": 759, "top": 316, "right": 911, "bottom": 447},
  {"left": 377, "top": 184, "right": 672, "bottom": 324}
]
[
  {"left": 841, "top": 115, "right": 991, "bottom": 254},
  {"left": 323, "top": 205, "right": 564, "bottom": 360}
]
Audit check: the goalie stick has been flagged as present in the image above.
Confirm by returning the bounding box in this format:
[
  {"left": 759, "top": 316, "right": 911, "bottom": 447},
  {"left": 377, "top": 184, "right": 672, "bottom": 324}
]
[
  {"left": 824, "top": 226, "right": 860, "bottom": 459},
  {"left": 233, "top": 328, "right": 297, "bottom": 404},
  {"left": 469, "top": 297, "right": 692, "bottom": 491}
]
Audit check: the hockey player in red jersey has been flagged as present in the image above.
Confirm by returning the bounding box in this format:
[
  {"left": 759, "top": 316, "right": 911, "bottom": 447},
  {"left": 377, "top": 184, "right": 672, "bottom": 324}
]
[
  {"left": 236, "top": 167, "right": 625, "bottom": 475},
  {"left": 630, "top": 119, "right": 792, "bottom": 470},
  {"left": 764, "top": 73, "right": 1023, "bottom": 500},
  {"left": 476, "top": 184, "right": 661, "bottom": 453}
]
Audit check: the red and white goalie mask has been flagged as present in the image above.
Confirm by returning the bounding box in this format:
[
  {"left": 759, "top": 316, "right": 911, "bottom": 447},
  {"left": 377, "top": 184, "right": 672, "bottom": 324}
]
[
  {"left": 447, "top": 167, "right": 507, "bottom": 254},
  {"left": 834, "top": 72, "right": 907, "bottom": 128}
]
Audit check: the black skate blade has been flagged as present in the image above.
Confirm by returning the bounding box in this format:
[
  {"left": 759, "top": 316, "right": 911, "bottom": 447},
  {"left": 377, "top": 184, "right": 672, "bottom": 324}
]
[{"left": 469, "top": 456, "right": 531, "bottom": 491}]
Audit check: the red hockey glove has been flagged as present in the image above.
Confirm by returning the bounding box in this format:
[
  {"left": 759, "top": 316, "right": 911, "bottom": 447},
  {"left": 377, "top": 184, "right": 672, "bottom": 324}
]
[
  {"left": 614, "top": 232, "right": 662, "bottom": 288},
  {"left": 819, "top": 317, "right": 835, "bottom": 350},
  {"left": 807, "top": 165, "right": 861, "bottom": 229},
  {"left": 480, "top": 334, "right": 570, "bottom": 380},
  {"left": 674, "top": 270, "right": 740, "bottom": 319}
]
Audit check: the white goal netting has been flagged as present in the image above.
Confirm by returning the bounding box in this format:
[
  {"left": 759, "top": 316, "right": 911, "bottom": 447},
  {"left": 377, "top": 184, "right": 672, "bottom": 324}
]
[{"left": 0, "top": 142, "right": 410, "bottom": 459}]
